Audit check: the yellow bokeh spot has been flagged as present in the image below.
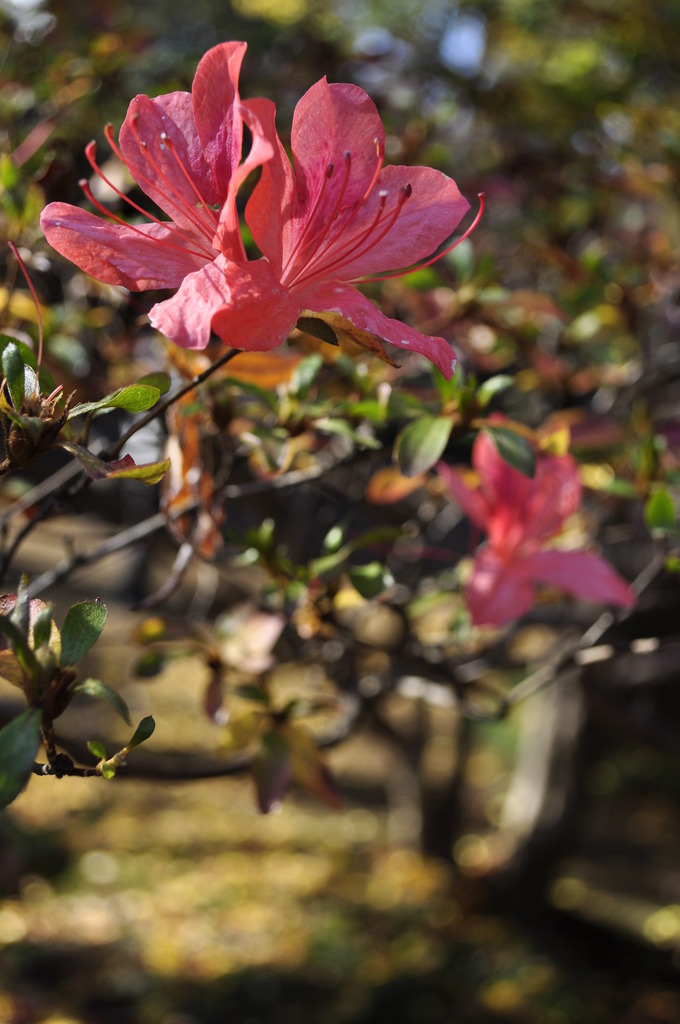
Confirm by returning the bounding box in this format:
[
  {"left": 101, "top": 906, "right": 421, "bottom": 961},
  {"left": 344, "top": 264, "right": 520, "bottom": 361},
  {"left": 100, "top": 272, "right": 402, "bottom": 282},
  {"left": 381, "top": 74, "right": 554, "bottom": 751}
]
[{"left": 232, "top": 0, "right": 307, "bottom": 24}]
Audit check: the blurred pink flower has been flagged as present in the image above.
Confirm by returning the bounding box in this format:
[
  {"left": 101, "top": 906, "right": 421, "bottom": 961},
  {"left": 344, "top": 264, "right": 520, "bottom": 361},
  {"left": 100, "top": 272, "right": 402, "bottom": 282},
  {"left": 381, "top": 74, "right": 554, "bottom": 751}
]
[{"left": 439, "top": 432, "right": 635, "bottom": 626}]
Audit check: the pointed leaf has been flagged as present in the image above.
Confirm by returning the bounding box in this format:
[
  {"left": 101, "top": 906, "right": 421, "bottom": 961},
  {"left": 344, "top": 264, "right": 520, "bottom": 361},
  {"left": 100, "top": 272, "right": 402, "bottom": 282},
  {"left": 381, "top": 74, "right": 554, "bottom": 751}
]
[
  {"left": 72, "top": 678, "right": 130, "bottom": 725},
  {"left": 348, "top": 561, "right": 393, "bottom": 599},
  {"left": 60, "top": 598, "right": 107, "bottom": 667},
  {"left": 32, "top": 603, "right": 55, "bottom": 650},
  {"left": 484, "top": 425, "right": 536, "bottom": 478},
  {"left": 0, "top": 709, "right": 41, "bottom": 809},
  {"left": 476, "top": 374, "right": 513, "bottom": 408},
  {"left": 644, "top": 488, "right": 676, "bottom": 531},
  {"left": 68, "top": 383, "right": 161, "bottom": 418},
  {"left": 87, "top": 739, "right": 107, "bottom": 760},
  {"left": 60, "top": 444, "right": 170, "bottom": 484},
  {"left": 2, "top": 342, "right": 28, "bottom": 410},
  {"left": 126, "top": 715, "right": 155, "bottom": 749},
  {"left": 395, "top": 414, "right": 453, "bottom": 477}
]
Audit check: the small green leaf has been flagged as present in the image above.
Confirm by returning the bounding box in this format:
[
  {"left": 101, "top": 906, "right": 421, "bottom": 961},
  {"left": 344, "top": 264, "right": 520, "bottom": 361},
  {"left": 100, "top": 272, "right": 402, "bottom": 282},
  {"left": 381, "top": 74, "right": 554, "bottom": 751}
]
[
  {"left": 0, "top": 709, "right": 41, "bottom": 809},
  {"left": 32, "top": 604, "right": 55, "bottom": 650},
  {"left": 137, "top": 372, "right": 171, "bottom": 396},
  {"left": 348, "top": 562, "right": 393, "bottom": 599},
  {"left": 72, "top": 678, "right": 130, "bottom": 725},
  {"left": 476, "top": 375, "right": 513, "bottom": 408},
  {"left": 484, "top": 426, "right": 536, "bottom": 478},
  {"left": 60, "top": 599, "right": 107, "bottom": 667},
  {"left": 395, "top": 414, "right": 453, "bottom": 477},
  {"left": 0, "top": 616, "right": 37, "bottom": 679},
  {"left": 100, "top": 761, "right": 117, "bottom": 779},
  {"left": 87, "top": 739, "right": 107, "bottom": 760},
  {"left": 291, "top": 354, "right": 323, "bottom": 397},
  {"left": 2, "top": 342, "right": 28, "bottom": 410},
  {"left": 60, "top": 444, "right": 170, "bottom": 485},
  {"left": 126, "top": 715, "right": 155, "bottom": 749},
  {"left": 644, "top": 488, "right": 676, "bottom": 531},
  {"left": 68, "top": 383, "right": 161, "bottom": 418}
]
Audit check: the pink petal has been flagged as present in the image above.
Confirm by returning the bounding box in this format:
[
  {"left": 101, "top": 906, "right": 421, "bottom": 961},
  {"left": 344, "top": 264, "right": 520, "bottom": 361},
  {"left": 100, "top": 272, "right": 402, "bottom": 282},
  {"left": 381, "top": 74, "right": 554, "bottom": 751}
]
[
  {"left": 466, "top": 548, "right": 536, "bottom": 627},
  {"left": 522, "top": 455, "right": 582, "bottom": 543},
  {"left": 291, "top": 79, "right": 387, "bottom": 221},
  {"left": 520, "top": 549, "right": 635, "bottom": 608},
  {"left": 296, "top": 281, "right": 457, "bottom": 378},
  {"left": 244, "top": 97, "right": 297, "bottom": 278},
  {"left": 437, "top": 461, "right": 491, "bottom": 533},
  {"left": 119, "top": 92, "right": 221, "bottom": 238},
  {"left": 149, "top": 257, "right": 299, "bottom": 352},
  {"left": 41, "top": 203, "right": 206, "bottom": 289},
  {"left": 325, "top": 164, "right": 470, "bottom": 282},
  {"left": 473, "top": 431, "right": 534, "bottom": 547},
  {"left": 210, "top": 260, "right": 300, "bottom": 352},
  {"left": 212, "top": 98, "right": 275, "bottom": 260},
  {"left": 191, "top": 42, "right": 246, "bottom": 201}
]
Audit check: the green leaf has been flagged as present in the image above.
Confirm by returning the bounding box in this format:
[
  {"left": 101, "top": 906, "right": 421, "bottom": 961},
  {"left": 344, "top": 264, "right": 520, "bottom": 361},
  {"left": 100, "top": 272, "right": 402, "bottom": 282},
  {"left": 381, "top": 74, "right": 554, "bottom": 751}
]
[
  {"left": 348, "top": 562, "right": 393, "bottom": 599},
  {"left": 32, "top": 603, "right": 55, "bottom": 650},
  {"left": 0, "top": 615, "right": 37, "bottom": 679},
  {"left": 395, "top": 414, "right": 453, "bottom": 477},
  {"left": 60, "top": 598, "right": 107, "bottom": 667},
  {"left": 67, "top": 383, "right": 161, "bottom": 418},
  {"left": 290, "top": 354, "right": 323, "bottom": 397},
  {"left": 476, "top": 375, "right": 513, "bottom": 408},
  {"left": 72, "top": 678, "right": 130, "bottom": 725},
  {"left": 126, "top": 715, "right": 155, "bottom": 749},
  {"left": 0, "top": 709, "right": 41, "bottom": 809},
  {"left": 297, "top": 316, "right": 339, "bottom": 348},
  {"left": 2, "top": 342, "right": 28, "bottom": 410},
  {"left": 484, "top": 425, "right": 536, "bottom": 478},
  {"left": 644, "top": 488, "right": 676, "bottom": 531},
  {"left": 314, "top": 417, "right": 381, "bottom": 448},
  {"left": 60, "top": 444, "right": 170, "bottom": 484},
  {"left": 136, "top": 372, "right": 171, "bottom": 396},
  {"left": 87, "top": 739, "right": 107, "bottom": 760}
]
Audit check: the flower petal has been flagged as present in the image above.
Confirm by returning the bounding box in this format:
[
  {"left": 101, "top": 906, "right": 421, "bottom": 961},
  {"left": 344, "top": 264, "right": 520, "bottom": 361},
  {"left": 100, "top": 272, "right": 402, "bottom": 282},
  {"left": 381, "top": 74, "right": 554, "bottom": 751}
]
[
  {"left": 40, "top": 203, "right": 206, "bottom": 289},
  {"left": 149, "top": 257, "right": 299, "bottom": 352},
  {"left": 296, "top": 281, "right": 457, "bottom": 378},
  {"left": 191, "top": 42, "right": 246, "bottom": 202},
  {"left": 520, "top": 549, "right": 635, "bottom": 608},
  {"left": 213, "top": 98, "right": 275, "bottom": 260},
  {"left": 325, "top": 164, "right": 470, "bottom": 282},
  {"left": 438, "top": 461, "right": 491, "bottom": 533},
  {"left": 466, "top": 548, "right": 536, "bottom": 627},
  {"left": 244, "top": 97, "right": 297, "bottom": 278},
  {"left": 119, "top": 92, "right": 220, "bottom": 239}
]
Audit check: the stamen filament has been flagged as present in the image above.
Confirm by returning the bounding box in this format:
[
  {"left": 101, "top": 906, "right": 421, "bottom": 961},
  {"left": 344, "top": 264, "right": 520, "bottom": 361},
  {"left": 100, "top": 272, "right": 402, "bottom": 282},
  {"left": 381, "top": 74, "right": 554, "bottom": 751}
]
[
  {"left": 291, "top": 184, "right": 412, "bottom": 290},
  {"left": 280, "top": 161, "right": 335, "bottom": 279},
  {"left": 283, "top": 151, "right": 353, "bottom": 284},
  {"left": 124, "top": 117, "right": 218, "bottom": 244},
  {"left": 159, "top": 133, "right": 219, "bottom": 227},
  {"left": 84, "top": 141, "right": 213, "bottom": 259},
  {"left": 354, "top": 192, "right": 485, "bottom": 283},
  {"left": 8, "top": 241, "right": 43, "bottom": 397}
]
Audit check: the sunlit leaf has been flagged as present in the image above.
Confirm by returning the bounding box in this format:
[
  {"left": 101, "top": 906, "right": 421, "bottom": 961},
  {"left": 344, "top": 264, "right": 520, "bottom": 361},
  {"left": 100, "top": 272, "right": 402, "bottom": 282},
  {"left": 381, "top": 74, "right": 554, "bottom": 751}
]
[
  {"left": 644, "top": 488, "right": 676, "bottom": 531},
  {"left": 60, "top": 598, "right": 107, "bottom": 666},
  {"left": 72, "top": 677, "right": 131, "bottom": 725},
  {"left": 2, "top": 342, "right": 28, "bottom": 410},
  {"left": 395, "top": 414, "right": 453, "bottom": 477},
  {"left": 61, "top": 443, "right": 170, "bottom": 484},
  {"left": 67, "top": 383, "right": 161, "bottom": 418},
  {"left": 365, "top": 466, "right": 426, "bottom": 504},
  {"left": 87, "top": 739, "right": 107, "bottom": 760},
  {"left": 348, "top": 562, "right": 393, "bottom": 599}
]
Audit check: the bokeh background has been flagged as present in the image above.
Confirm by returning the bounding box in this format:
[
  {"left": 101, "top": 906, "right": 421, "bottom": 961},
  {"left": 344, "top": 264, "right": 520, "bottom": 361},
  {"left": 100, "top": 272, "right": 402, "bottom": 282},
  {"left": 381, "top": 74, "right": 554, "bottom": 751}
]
[{"left": 1, "top": 1, "right": 680, "bottom": 1022}]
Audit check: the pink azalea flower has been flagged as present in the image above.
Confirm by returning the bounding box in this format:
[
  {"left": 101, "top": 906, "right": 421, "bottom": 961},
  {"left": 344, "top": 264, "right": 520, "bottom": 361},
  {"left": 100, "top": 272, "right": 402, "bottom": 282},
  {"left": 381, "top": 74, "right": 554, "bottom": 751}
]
[
  {"left": 40, "top": 41, "right": 287, "bottom": 347},
  {"left": 439, "top": 432, "right": 635, "bottom": 626}
]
